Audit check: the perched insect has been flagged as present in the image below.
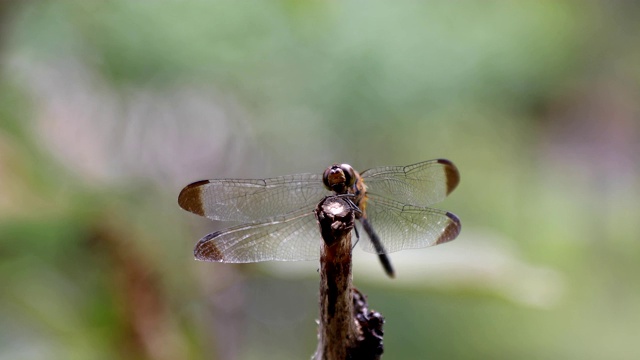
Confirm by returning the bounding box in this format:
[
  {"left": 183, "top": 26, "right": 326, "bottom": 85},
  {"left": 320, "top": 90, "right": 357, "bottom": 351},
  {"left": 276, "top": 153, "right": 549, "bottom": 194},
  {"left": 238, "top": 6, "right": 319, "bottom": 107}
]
[{"left": 178, "top": 159, "right": 461, "bottom": 277}]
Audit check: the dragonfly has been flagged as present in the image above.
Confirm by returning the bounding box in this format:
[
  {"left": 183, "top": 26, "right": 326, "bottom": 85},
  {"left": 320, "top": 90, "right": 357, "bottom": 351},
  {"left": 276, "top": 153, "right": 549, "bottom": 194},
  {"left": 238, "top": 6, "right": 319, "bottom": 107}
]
[{"left": 178, "top": 159, "right": 461, "bottom": 278}]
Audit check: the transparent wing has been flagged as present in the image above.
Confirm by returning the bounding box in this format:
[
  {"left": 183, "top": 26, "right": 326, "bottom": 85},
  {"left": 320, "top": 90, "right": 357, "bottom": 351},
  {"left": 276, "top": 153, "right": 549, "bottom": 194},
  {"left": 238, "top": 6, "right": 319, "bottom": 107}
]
[
  {"left": 194, "top": 209, "right": 322, "bottom": 263},
  {"left": 361, "top": 159, "right": 460, "bottom": 207},
  {"left": 178, "top": 173, "right": 330, "bottom": 222},
  {"left": 358, "top": 196, "right": 461, "bottom": 254}
]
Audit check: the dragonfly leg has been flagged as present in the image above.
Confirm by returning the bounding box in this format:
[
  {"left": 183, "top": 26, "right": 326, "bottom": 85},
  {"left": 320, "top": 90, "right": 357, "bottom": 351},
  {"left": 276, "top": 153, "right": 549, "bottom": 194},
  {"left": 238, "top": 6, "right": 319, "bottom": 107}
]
[
  {"left": 334, "top": 194, "right": 362, "bottom": 216},
  {"left": 332, "top": 194, "right": 363, "bottom": 251},
  {"left": 352, "top": 225, "right": 360, "bottom": 250}
]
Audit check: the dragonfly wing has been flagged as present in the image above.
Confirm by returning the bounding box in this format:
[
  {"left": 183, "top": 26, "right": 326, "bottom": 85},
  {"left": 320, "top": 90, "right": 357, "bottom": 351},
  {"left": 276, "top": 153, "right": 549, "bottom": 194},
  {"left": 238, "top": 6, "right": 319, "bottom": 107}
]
[
  {"left": 359, "top": 196, "right": 461, "bottom": 254},
  {"left": 361, "top": 159, "right": 459, "bottom": 207},
  {"left": 178, "top": 173, "right": 329, "bottom": 222},
  {"left": 194, "top": 209, "right": 322, "bottom": 263}
]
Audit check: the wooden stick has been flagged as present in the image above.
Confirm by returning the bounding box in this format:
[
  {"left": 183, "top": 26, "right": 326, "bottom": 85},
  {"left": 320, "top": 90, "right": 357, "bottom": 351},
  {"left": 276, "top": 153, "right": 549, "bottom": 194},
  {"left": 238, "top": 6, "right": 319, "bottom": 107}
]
[{"left": 313, "top": 196, "right": 384, "bottom": 360}]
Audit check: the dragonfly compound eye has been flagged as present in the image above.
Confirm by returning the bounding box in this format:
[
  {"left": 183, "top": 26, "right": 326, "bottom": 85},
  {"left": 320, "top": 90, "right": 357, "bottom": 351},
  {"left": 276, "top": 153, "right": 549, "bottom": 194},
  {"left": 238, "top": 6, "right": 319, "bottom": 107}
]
[
  {"left": 339, "top": 164, "right": 356, "bottom": 187},
  {"left": 323, "top": 164, "right": 355, "bottom": 191}
]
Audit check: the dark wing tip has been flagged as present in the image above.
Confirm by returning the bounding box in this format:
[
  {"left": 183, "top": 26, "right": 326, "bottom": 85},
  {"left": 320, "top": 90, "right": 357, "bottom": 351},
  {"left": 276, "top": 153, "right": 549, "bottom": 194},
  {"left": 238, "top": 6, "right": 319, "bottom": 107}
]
[
  {"left": 194, "top": 231, "right": 224, "bottom": 262},
  {"left": 436, "top": 212, "right": 462, "bottom": 245},
  {"left": 436, "top": 159, "right": 460, "bottom": 195},
  {"left": 178, "top": 180, "right": 210, "bottom": 216}
]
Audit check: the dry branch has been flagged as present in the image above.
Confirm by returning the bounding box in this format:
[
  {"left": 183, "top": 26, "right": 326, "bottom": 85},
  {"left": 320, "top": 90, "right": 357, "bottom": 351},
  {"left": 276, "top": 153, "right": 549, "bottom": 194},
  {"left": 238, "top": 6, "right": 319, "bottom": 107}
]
[{"left": 313, "top": 196, "right": 384, "bottom": 360}]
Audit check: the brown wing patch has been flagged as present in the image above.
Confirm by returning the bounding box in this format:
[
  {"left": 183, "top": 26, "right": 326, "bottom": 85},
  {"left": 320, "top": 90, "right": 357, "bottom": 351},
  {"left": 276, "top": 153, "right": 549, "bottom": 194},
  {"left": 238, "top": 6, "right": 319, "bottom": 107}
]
[
  {"left": 436, "top": 212, "right": 461, "bottom": 245},
  {"left": 437, "top": 159, "right": 460, "bottom": 195},
  {"left": 194, "top": 231, "right": 224, "bottom": 261},
  {"left": 177, "top": 180, "right": 209, "bottom": 216}
]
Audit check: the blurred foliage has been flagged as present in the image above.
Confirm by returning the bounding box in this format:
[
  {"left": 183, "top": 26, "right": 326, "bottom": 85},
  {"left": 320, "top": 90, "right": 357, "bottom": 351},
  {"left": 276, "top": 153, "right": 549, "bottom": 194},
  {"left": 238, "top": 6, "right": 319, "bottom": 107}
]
[{"left": 1, "top": 1, "right": 639, "bottom": 359}]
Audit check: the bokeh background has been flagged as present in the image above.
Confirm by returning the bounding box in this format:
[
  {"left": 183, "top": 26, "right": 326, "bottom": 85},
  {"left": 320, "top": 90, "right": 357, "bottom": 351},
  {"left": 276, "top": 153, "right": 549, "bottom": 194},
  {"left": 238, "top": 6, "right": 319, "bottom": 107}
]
[{"left": 1, "top": 1, "right": 639, "bottom": 359}]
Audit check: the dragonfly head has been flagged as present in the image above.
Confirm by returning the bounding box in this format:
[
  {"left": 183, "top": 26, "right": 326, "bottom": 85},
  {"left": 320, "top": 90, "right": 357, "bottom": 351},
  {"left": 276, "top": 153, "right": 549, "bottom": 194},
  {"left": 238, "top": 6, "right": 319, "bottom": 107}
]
[{"left": 323, "top": 164, "right": 356, "bottom": 194}]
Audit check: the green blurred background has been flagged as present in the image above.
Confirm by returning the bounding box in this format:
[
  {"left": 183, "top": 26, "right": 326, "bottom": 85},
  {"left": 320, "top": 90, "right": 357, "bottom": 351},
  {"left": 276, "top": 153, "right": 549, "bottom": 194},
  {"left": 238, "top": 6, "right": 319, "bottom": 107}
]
[{"left": 1, "top": 1, "right": 639, "bottom": 359}]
